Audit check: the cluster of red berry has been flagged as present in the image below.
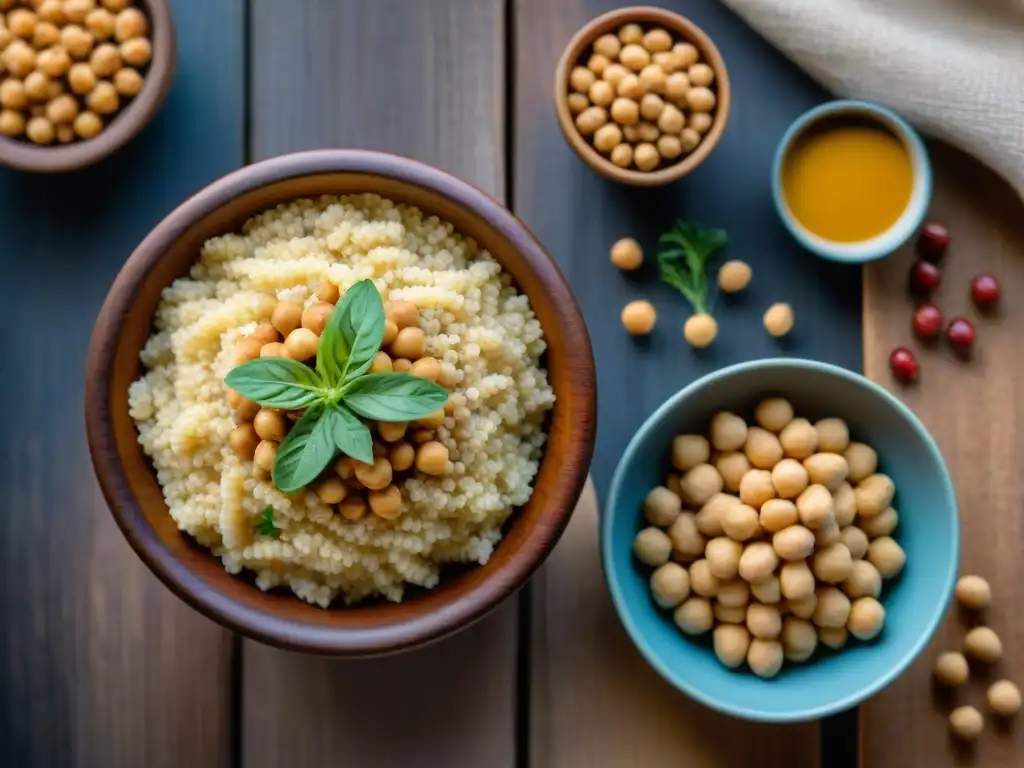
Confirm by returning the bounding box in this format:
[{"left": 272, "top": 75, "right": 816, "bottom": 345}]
[{"left": 889, "top": 222, "right": 1002, "bottom": 383}]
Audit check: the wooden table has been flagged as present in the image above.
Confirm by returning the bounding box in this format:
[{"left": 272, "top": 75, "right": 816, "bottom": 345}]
[{"left": 2, "top": 1, "right": 1022, "bottom": 766}]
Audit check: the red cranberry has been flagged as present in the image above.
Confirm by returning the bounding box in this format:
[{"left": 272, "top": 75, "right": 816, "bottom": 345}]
[
  {"left": 909, "top": 260, "right": 941, "bottom": 296},
  {"left": 970, "top": 274, "right": 1001, "bottom": 309},
  {"left": 946, "top": 317, "right": 976, "bottom": 352},
  {"left": 912, "top": 303, "right": 944, "bottom": 339},
  {"left": 917, "top": 221, "right": 951, "bottom": 262},
  {"left": 889, "top": 347, "right": 920, "bottom": 383}
]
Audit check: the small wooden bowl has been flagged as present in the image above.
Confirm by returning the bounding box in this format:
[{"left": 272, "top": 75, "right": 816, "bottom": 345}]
[
  {"left": 86, "top": 149, "right": 597, "bottom": 656},
  {"left": 0, "top": 0, "right": 177, "bottom": 173},
  {"left": 554, "top": 6, "right": 731, "bottom": 187}
]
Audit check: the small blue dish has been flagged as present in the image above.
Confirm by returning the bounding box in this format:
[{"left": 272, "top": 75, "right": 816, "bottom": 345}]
[
  {"left": 601, "top": 359, "right": 958, "bottom": 722},
  {"left": 771, "top": 100, "right": 933, "bottom": 264}
]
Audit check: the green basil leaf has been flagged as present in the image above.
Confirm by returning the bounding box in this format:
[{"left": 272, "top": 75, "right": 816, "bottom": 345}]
[
  {"left": 341, "top": 372, "right": 449, "bottom": 421},
  {"left": 318, "top": 279, "right": 385, "bottom": 385},
  {"left": 271, "top": 405, "right": 336, "bottom": 492},
  {"left": 323, "top": 403, "right": 374, "bottom": 465},
  {"left": 225, "top": 357, "right": 326, "bottom": 409},
  {"left": 256, "top": 505, "right": 280, "bottom": 538}
]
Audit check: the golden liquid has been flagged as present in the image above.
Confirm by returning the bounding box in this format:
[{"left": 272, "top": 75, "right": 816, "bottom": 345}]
[{"left": 781, "top": 123, "right": 914, "bottom": 243}]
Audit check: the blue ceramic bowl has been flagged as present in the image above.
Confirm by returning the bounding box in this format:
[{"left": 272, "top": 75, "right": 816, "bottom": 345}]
[
  {"left": 771, "top": 100, "right": 933, "bottom": 264},
  {"left": 601, "top": 359, "right": 958, "bottom": 722}
]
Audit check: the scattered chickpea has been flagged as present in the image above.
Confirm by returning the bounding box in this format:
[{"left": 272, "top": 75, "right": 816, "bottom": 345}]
[
  {"left": 686, "top": 86, "right": 715, "bottom": 113},
  {"left": 114, "top": 7, "right": 147, "bottom": 42},
  {"left": 681, "top": 464, "right": 724, "bottom": 507},
  {"left": 86, "top": 80, "right": 118, "bottom": 113},
  {"left": 72, "top": 109, "right": 101, "bottom": 138},
  {"left": 632, "top": 141, "right": 659, "bottom": 171},
  {"left": 593, "top": 122, "right": 621, "bottom": 153},
  {"left": 739, "top": 468, "right": 775, "bottom": 509},
  {"left": 638, "top": 93, "right": 663, "bottom": 122},
  {"left": 407, "top": 356, "right": 438, "bottom": 382},
  {"left": 90, "top": 42, "right": 121, "bottom": 76},
  {"left": 63, "top": 62, "right": 95, "bottom": 94},
  {"left": 618, "top": 23, "right": 643, "bottom": 45},
  {"left": 812, "top": 587, "right": 851, "bottom": 629},
  {"left": 717, "top": 260, "right": 751, "bottom": 293},
  {"left": 722, "top": 503, "right": 760, "bottom": 543},
  {"left": 25, "top": 114, "right": 54, "bottom": 143},
  {"left": 948, "top": 706, "right": 984, "bottom": 741},
  {"left": 745, "top": 427, "right": 783, "bottom": 470},
  {"left": 593, "top": 33, "right": 621, "bottom": 59},
  {"left": 368, "top": 484, "right": 403, "bottom": 520},
  {"left": 858, "top": 506, "right": 897, "bottom": 538},
  {"left": 781, "top": 616, "right": 818, "bottom": 662},
  {"left": 0, "top": 79, "right": 28, "bottom": 110},
  {"left": 715, "top": 451, "right": 750, "bottom": 493},
  {"left": 621, "top": 299, "right": 656, "bottom": 335},
  {"left": 229, "top": 424, "right": 260, "bottom": 460},
  {"left": 393, "top": 358, "right": 413, "bottom": 373},
  {"left": 683, "top": 312, "right": 717, "bottom": 348},
  {"left": 679, "top": 127, "right": 701, "bottom": 154},
  {"left": 607, "top": 238, "right": 643, "bottom": 272},
  {"left": 569, "top": 66, "right": 595, "bottom": 94},
  {"left": 812, "top": 543, "right": 854, "bottom": 584},
  {"left": 839, "top": 526, "right": 868, "bottom": 560},
  {"left": 738, "top": 541, "right": 778, "bottom": 583},
  {"left": 609, "top": 96, "right": 639, "bottom": 126},
  {"left": 688, "top": 62, "right": 715, "bottom": 87},
  {"left": 227, "top": 388, "right": 260, "bottom": 421},
  {"left": 955, "top": 574, "right": 991, "bottom": 610},
  {"left": 656, "top": 103, "right": 684, "bottom": 134},
  {"left": 760, "top": 498, "right": 798, "bottom": 533},
  {"left": 934, "top": 651, "right": 969, "bottom": 687},
  {"left": 601, "top": 62, "right": 629, "bottom": 88},
  {"left": 713, "top": 624, "right": 750, "bottom": 668},
  {"left": 653, "top": 135, "right": 679, "bottom": 161},
  {"left": 803, "top": 453, "right": 848, "bottom": 492},
  {"left": 770, "top": 459, "right": 808, "bottom": 500},
  {"left": 751, "top": 575, "right": 781, "bottom": 604},
  {"left": 774, "top": 525, "right": 816, "bottom": 562},
  {"left": 0, "top": 108, "right": 25, "bottom": 136},
  {"left": 33, "top": 21, "right": 61, "bottom": 48},
  {"left": 695, "top": 493, "right": 732, "bottom": 537},
  {"left": 779, "top": 418, "right": 817, "bottom": 459},
  {"left": 301, "top": 301, "right": 334, "bottom": 335},
  {"left": 747, "top": 638, "right": 783, "bottom": 678},
  {"left": 964, "top": 626, "right": 1002, "bottom": 663},
  {"left": 634, "top": 527, "right": 672, "bottom": 567},
  {"left": 663, "top": 71, "right": 690, "bottom": 103},
  {"left": 119, "top": 36, "right": 149, "bottom": 67},
  {"left": 389, "top": 441, "right": 415, "bottom": 472},
  {"left": 60, "top": 25, "right": 94, "bottom": 60},
  {"left": 818, "top": 626, "right": 847, "bottom": 650},
  {"left": 988, "top": 680, "right": 1022, "bottom": 717},
  {"left": 764, "top": 302, "right": 794, "bottom": 337}
]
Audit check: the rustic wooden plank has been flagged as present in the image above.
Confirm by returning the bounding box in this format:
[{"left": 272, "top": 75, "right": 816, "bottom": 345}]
[
  {"left": 513, "top": 0, "right": 866, "bottom": 763},
  {"left": 860, "top": 144, "right": 1024, "bottom": 766},
  {"left": 242, "top": 3, "right": 516, "bottom": 767},
  {"left": 0, "top": 1, "right": 245, "bottom": 765}
]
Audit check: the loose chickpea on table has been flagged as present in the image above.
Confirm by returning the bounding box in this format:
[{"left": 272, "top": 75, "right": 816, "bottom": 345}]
[
  {"left": 226, "top": 280, "right": 456, "bottom": 523},
  {"left": 632, "top": 397, "right": 905, "bottom": 678},
  {"left": 0, "top": 0, "right": 153, "bottom": 145},
  {"left": 566, "top": 20, "right": 719, "bottom": 172}
]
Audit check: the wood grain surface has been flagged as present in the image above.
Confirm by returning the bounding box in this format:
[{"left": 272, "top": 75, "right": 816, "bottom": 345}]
[
  {"left": 0, "top": 1, "right": 245, "bottom": 766},
  {"left": 860, "top": 144, "right": 1024, "bottom": 767},
  {"left": 513, "top": 0, "right": 861, "bottom": 765},
  {"left": 242, "top": 1, "right": 518, "bottom": 766}
]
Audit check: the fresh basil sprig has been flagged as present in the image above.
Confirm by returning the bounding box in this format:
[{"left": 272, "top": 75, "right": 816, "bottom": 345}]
[{"left": 224, "top": 279, "right": 448, "bottom": 493}]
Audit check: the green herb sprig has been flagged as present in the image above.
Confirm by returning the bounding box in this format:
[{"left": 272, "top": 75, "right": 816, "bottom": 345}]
[
  {"left": 225, "top": 280, "right": 447, "bottom": 492},
  {"left": 256, "top": 506, "right": 280, "bottom": 538},
  {"left": 657, "top": 219, "right": 728, "bottom": 314}
]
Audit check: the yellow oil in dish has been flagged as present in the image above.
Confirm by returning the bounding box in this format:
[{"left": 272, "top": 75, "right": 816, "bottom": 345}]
[{"left": 781, "top": 121, "right": 914, "bottom": 243}]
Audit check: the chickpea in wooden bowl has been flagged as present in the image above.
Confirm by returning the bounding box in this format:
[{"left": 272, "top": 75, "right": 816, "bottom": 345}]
[
  {"left": 554, "top": 6, "right": 730, "bottom": 186},
  {"left": 0, "top": 0, "right": 176, "bottom": 173}
]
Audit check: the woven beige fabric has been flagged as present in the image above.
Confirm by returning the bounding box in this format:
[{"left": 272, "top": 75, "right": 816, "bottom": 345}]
[{"left": 720, "top": 0, "right": 1024, "bottom": 199}]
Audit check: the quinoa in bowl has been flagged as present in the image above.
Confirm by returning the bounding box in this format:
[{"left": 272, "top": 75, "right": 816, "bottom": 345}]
[{"left": 128, "top": 193, "right": 555, "bottom": 608}]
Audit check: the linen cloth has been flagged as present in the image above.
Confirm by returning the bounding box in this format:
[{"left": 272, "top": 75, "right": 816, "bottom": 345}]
[{"left": 719, "top": 0, "right": 1024, "bottom": 200}]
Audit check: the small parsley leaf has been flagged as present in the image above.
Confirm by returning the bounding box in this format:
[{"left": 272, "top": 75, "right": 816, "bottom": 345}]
[{"left": 256, "top": 506, "right": 280, "bottom": 538}]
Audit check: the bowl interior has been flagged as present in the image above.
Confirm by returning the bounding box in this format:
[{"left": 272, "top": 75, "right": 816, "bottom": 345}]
[
  {"left": 554, "top": 6, "right": 731, "bottom": 186},
  {"left": 0, "top": 0, "right": 177, "bottom": 173},
  {"left": 602, "top": 359, "right": 958, "bottom": 721},
  {"left": 89, "top": 153, "right": 595, "bottom": 654},
  {"left": 771, "top": 100, "right": 933, "bottom": 264}
]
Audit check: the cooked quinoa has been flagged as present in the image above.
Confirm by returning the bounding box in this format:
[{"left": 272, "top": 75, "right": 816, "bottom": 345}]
[{"left": 128, "top": 194, "right": 555, "bottom": 607}]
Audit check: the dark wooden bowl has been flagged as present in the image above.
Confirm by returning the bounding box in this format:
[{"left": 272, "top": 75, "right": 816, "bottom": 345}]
[
  {"left": 85, "top": 149, "right": 597, "bottom": 656},
  {"left": 554, "top": 6, "right": 731, "bottom": 187},
  {"left": 0, "top": 0, "right": 177, "bottom": 173}
]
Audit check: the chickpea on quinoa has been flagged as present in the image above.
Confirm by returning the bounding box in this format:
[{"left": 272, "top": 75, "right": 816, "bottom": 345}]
[
  {"left": 128, "top": 194, "right": 555, "bottom": 607},
  {"left": 0, "top": 0, "right": 153, "bottom": 145},
  {"left": 567, "top": 21, "right": 719, "bottom": 172},
  {"left": 632, "top": 398, "right": 904, "bottom": 677}
]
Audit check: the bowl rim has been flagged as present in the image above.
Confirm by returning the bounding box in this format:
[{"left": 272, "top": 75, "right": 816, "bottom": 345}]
[
  {"left": 0, "top": 0, "right": 178, "bottom": 173},
  {"left": 553, "top": 5, "right": 731, "bottom": 187},
  {"left": 600, "top": 357, "right": 959, "bottom": 722},
  {"left": 85, "top": 148, "right": 597, "bottom": 655},
  {"left": 770, "top": 99, "right": 933, "bottom": 264}
]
